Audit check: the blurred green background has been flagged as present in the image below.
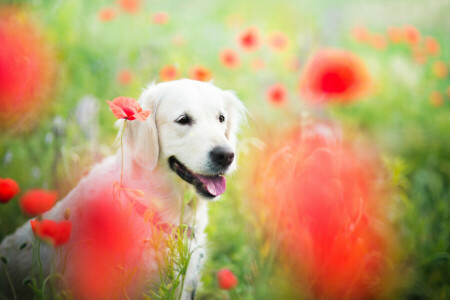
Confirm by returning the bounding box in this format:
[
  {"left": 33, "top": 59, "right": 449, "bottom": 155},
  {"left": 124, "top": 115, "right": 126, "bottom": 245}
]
[{"left": 0, "top": 0, "right": 448, "bottom": 299}]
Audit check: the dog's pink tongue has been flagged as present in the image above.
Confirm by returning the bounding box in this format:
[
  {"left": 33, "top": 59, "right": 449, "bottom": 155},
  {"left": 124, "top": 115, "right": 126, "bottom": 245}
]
[{"left": 198, "top": 175, "right": 227, "bottom": 197}]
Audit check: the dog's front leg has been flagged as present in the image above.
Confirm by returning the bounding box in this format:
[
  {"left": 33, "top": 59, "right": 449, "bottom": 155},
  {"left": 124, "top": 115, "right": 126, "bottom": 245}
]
[{"left": 180, "top": 244, "right": 206, "bottom": 300}]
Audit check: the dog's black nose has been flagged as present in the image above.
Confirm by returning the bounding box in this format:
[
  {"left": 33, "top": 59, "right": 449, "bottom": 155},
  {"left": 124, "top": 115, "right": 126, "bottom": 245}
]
[{"left": 210, "top": 146, "right": 234, "bottom": 168}]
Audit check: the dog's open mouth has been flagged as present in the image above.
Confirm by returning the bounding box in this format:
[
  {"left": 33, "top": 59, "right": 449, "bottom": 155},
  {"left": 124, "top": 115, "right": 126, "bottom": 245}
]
[{"left": 168, "top": 156, "right": 226, "bottom": 198}]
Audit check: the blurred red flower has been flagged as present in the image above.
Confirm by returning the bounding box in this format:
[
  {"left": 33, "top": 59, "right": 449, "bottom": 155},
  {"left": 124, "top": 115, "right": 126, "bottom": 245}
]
[
  {"left": 117, "top": 0, "right": 141, "bottom": 14},
  {"left": 159, "top": 65, "right": 179, "bottom": 81},
  {"left": 424, "top": 37, "right": 440, "bottom": 56},
  {"left": 151, "top": 11, "right": 170, "bottom": 24},
  {"left": 411, "top": 47, "right": 428, "bottom": 65},
  {"left": 386, "top": 27, "right": 402, "bottom": 43},
  {"left": 0, "top": 178, "right": 20, "bottom": 204},
  {"left": 432, "top": 61, "right": 448, "bottom": 79},
  {"left": 403, "top": 25, "right": 420, "bottom": 45},
  {"left": 0, "top": 8, "right": 56, "bottom": 131},
  {"left": 219, "top": 48, "right": 241, "bottom": 69},
  {"left": 299, "top": 48, "right": 371, "bottom": 103},
  {"left": 429, "top": 91, "right": 444, "bottom": 107},
  {"left": 64, "top": 198, "right": 150, "bottom": 299},
  {"left": 217, "top": 268, "right": 238, "bottom": 290},
  {"left": 369, "top": 33, "right": 387, "bottom": 50},
  {"left": 107, "top": 97, "right": 150, "bottom": 121},
  {"left": 248, "top": 123, "right": 395, "bottom": 299},
  {"left": 117, "top": 69, "right": 133, "bottom": 85},
  {"left": 172, "top": 35, "right": 186, "bottom": 47},
  {"left": 30, "top": 219, "right": 72, "bottom": 247},
  {"left": 98, "top": 7, "right": 117, "bottom": 22},
  {"left": 238, "top": 27, "right": 261, "bottom": 52},
  {"left": 267, "top": 31, "right": 290, "bottom": 52},
  {"left": 251, "top": 58, "right": 265, "bottom": 71},
  {"left": 189, "top": 65, "right": 212, "bottom": 82},
  {"left": 351, "top": 25, "right": 370, "bottom": 43},
  {"left": 266, "top": 84, "right": 288, "bottom": 106},
  {"left": 286, "top": 57, "right": 301, "bottom": 72},
  {"left": 20, "top": 189, "right": 57, "bottom": 216}
]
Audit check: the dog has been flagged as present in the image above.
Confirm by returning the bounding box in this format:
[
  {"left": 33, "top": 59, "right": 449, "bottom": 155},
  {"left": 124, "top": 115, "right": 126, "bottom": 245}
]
[{"left": 0, "top": 79, "right": 245, "bottom": 299}]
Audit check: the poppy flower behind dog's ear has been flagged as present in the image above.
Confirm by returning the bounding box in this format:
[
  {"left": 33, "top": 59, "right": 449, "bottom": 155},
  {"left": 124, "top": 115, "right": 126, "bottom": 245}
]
[
  {"left": 107, "top": 97, "right": 151, "bottom": 121},
  {"left": 188, "top": 66, "right": 213, "bottom": 82},
  {"left": 30, "top": 219, "right": 72, "bottom": 247},
  {"left": 159, "top": 65, "right": 179, "bottom": 81},
  {"left": 20, "top": 189, "right": 57, "bottom": 216},
  {"left": 0, "top": 178, "right": 20, "bottom": 203}
]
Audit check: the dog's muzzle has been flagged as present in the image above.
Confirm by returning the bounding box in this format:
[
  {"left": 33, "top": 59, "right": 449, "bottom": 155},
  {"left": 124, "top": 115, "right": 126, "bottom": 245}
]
[{"left": 168, "top": 156, "right": 227, "bottom": 199}]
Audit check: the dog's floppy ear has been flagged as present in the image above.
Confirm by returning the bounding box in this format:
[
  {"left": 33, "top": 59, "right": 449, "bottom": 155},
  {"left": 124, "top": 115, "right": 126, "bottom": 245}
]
[
  {"left": 121, "top": 84, "right": 160, "bottom": 170},
  {"left": 223, "top": 90, "right": 246, "bottom": 148}
]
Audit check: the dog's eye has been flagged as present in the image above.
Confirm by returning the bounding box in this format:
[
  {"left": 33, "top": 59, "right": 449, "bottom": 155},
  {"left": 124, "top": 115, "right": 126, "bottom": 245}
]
[
  {"left": 219, "top": 114, "right": 225, "bottom": 123},
  {"left": 175, "top": 114, "right": 192, "bottom": 126}
]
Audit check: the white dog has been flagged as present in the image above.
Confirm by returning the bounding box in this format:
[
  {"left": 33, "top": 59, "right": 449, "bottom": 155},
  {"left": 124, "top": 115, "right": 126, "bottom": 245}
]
[{"left": 0, "top": 79, "right": 245, "bottom": 299}]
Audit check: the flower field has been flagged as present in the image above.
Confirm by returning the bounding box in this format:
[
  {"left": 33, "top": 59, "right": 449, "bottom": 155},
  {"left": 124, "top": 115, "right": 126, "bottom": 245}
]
[{"left": 0, "top": 0, "right": 448, "bottom": 299}]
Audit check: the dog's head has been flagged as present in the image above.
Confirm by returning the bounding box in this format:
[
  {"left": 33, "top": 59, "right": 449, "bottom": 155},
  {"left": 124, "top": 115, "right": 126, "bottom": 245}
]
[{"left": 123, "top": 79, "right": 245, "bottom": 199}]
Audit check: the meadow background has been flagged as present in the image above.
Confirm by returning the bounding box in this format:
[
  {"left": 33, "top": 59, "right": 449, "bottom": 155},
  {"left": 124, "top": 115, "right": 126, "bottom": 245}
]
[{"left": 0, "top": 0, "right": 449, "bottom": 299}]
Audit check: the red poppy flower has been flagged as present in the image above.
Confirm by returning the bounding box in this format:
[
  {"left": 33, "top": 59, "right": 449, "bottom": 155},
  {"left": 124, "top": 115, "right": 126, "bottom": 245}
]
[
  {"left": 151, "top": 11, "right": 170, "bottom": 24},
  {"left": 159, "top": 65, "right": 179, "bottom": 81},
  {"left": 424, "top": 37, "right": 440, "bottom": 56},
  {"left": 251, "top": 58, "right": 265, "bottom": 71},
  {"left": 238, "top": 27, "right": 261, "bottom": 52},
  {"left": 266, "top": 84, "right": 288, "bottom": 106},
  {"left": 107, "top": 97, "right": 150, "bottom": 121},
  {"left": 98, "top": 7, "right": 117, "bottom": 22},
  {"left": 299, "top": 48, "right": 371, "bottom": 103},
  {"left": 219, "top": 48, "right": 241, "bottom": 69},
  {"left": 369, "top": 34, "right": 387, "bottom": 50},
  {"left": 30, "top": 219, "right": 71, "bottom": 247},
  {"left": 248, "top": 123, "right": 394, "bottom": 300},
  {"left": 20, "top": 189, "right": 57, "bottom": 216},
  {"left": 267, "top": 31, "right": 290, "bottom": 52},
  {"left": 0, "top": 178, "right": 20, "bottom": 203},
  {"left": 0, "top": 8, "right": 56, "bottom": 130},
  {"left": 117, "top": 0, "right": 141, "bottom": 14},
  {"left": 403, "top": 25, "right": 420, "bottom": 45},
  {"left": 117, "top": 69, "right": 133, "bottom": 85},
  {"left": 387, "top": 27, "right": 402, "bottom": 43},
  {"left": 286, "top": 57, "right": 301, "bottom": 72},
  {"left": 188, "top": 65, "right": 212, "bottom": 82},
  {"left": 172, "top": 35, "right": 186, "bottom": 47},
  {"left": 217, "top": 268, "right": 238, "bottom": 290},
  {"left": 351, "top": 25, "right": 370, "bottom": 43},
  {"left": 432, "top": 61, "right": 448, "bottom": 79},
  {"left": 429, "top": 91, "right": 444, "bottom": 107},
  {"left": 65, "top": 198, "right": 148, "bottom": 299},
  {"left": 411, "top": 47, "right": 428, "bottom": 65}
]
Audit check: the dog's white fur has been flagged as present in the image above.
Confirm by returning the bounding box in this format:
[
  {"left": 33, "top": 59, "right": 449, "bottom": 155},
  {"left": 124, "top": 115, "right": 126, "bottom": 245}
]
[{"left": 0, "top": 79, "right": 245, "bottom": 299}]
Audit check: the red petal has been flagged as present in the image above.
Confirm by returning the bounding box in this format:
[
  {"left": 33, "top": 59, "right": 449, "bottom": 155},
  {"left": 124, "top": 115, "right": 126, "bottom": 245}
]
[
  {"left": 107, "top": 100, "right": 127, "bottom": 119},
  {"left": 133, "top": 110, "right": 151, "bottom": 121}
]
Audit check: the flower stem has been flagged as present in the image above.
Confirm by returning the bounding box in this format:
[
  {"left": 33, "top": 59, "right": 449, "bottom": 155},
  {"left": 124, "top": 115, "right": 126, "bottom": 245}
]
[
  {"left": 120, "top": 120, "right": 127, "bottom": 187},
  {"left": 2, "top": 263, "right": 17, "bottom": 300}
]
